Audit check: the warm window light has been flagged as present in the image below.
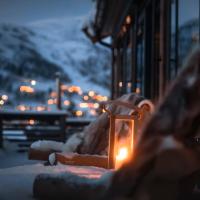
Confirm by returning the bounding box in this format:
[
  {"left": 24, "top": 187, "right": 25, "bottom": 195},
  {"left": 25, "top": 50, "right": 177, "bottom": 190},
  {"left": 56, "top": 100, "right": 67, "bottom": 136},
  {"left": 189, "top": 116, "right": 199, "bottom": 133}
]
[
  {"left": 136, "top": 87, "right": 141, "bottom": 94},
  {"left": 79, "top": 102, "right": 88, "bottom": 108},
  {"left": 36, "top": 106, "right": 46, "bottom": 112},
  {"left": 68, "top": 86, "right": 82, "bottom": 94},
  {"left": 76, "top": 110, "right": 83, "bottom": 117},
  {"left": 88, "top": 91, "right": 95, "bottom": 97},
  {"left": 17, "top": 105, "right": 26, "bottom": 111},
  {"left": 2, "top": 95, "right": 8, "bottom": 101},
  {"left": 64, "top": 100, "right": 70, "bottom": 106},
  {"left": 61, "top": 85, "right": 69, "bottom": 91},
  {"left": 126, "top": 15, "right": 131, "bottom": 24},
  {"left": 47, "top": 99, "right": 54, "bottom": 105},
  {"left": 83, "top": 95, "right": 89, "bottom": 101},
  {"left": 29, "top": 119, "right": 35, "bottom": 125},
  {"left": 127, "top": 82, "right": 132, "bottom": 88},
  {"left": 93, "top": 103, "right": 99, "bottom": 109},
  {"left": 50, "top": 91, "right": 57, "bottom": 98},
  {"left": 20, "top": 86, "right": 34, "bottom": 93},
  {"left": 119, "top": 82, "right": 123, "bottom": 88},
  {"left": 103, "top": 96, "right": 108, "bottom": 101}
]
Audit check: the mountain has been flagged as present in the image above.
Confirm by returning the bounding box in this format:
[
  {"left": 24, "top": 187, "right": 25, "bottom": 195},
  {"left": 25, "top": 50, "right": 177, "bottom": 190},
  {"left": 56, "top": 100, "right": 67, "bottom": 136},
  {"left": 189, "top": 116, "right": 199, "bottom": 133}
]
[{"left": 0, "top": 17, "right": 111, "bottom": 109}]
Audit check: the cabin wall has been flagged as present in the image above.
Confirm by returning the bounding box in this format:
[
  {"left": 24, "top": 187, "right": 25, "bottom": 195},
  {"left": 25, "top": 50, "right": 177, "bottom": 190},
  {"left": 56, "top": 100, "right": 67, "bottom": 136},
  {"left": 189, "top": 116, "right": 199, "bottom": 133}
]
[{"left": 111, "top": 0, "right": 200, "bottom": 102}]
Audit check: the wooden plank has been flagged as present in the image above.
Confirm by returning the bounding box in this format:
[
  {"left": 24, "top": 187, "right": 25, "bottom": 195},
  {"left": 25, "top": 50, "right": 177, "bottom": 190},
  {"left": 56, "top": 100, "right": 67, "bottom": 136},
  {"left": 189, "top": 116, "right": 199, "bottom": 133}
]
[
  {"left": 28, "top": 148, "right": 59, "bottom": 161},
  {"left": 56, "top": 153, "right": 108, "bottom": 169}
]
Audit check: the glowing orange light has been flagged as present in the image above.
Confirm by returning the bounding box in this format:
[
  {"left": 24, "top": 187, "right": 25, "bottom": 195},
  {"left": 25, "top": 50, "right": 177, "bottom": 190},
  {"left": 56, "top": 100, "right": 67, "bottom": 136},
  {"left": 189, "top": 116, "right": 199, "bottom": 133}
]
[
  {"left": 79, "top": 102, "right": 88, "bottom": 108},
  {"left": 64, "top": 100, "right": 70, "bottom": 106},
  {"left": 116, "top": 147, "right": 128, "bottom": 161},
  {"left": 17, "top": 105, "right": 26, "bottom": 111},
  {"left": 50, "top": 91, "right": 57, "bottom": 98},
  {"left": 75, "top": 110, "right": 83, "bottom": 117},
  {"left": 29, "top": 119, "right": 35, "bottom": 125},
  {"left": 61, "top": 85, "right": 69, "bottom": 91},
  {"left": 115, "top": 147, "right": 129, "bottom": 169},
  {"left": 136, "top": 87, "right": 141, "bottom": 94},
  {"left": 83, "top": 95, "right": 89, "bottom": 101},
  {"left": 127, "top": 82, "right": 132, "bottom": 88},
  {"left": 48, "top": 99, "right": 54, "bottom": 105},
  {"left": 126, "top": 15, "right": 131, "bottom": 24},
  {"left": 20, "top": 86, "right": 34, "bottom": 93},
  {"left": 36, "top": 106, "right": 46, "bottom": 112},
  {"left": 68, "top": 86, "right": 82, "bottom": 94},
  {"left": 88, "top": 91, "right": 95, "bottom": 97},
  {"left": 93, "top": 103, "right": 99, "bottom": 109}
]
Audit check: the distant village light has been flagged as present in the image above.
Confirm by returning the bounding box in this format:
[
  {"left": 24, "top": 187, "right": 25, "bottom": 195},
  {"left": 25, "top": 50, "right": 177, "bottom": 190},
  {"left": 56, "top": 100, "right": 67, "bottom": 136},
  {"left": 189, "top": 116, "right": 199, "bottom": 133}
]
[
  {"left": 90, "top": 109, "right": 97, "bottom": 116},
  {"left": 31, "top": 80, "right": 36, "bottom": 86},
  {"left": 36, "top": 106, "right": 46, "bottom": 112},
  {"left": 17, "top": 105, "right": 26, "bottom": 111},
  {"left": 0, "top": 100, "right": 4, "bottom": 105},
  {"left": 79, "top": 102, "right": 88, "bottom": 108},
  {"left": 47, "top": 99, "right": 54, "bottom": 105},
  {"left": 75, "top": 110, "right": 83, "bottom": 117},
  {"left": 64, "top": 100, "right": 70, "bottom": 106},
  {"left": 29, "top": 119, "right": 35, "bottom": 125},
  {"left": 88, "top": 91, "right": 95, "bottom": 97},
  {"left": 20, "top": 86, "right": 34, "bottom": 93},
  {"left": 103, "top": 96, "right": 108, "bottom": 101},
  {"left": 50, "top": 91, "right": 57, "bottom": 98},
  {"left": 127, "top": 82, "right": 132, "bottom": 88},
  {"left": 93, "top": 103, "right": 99, "bottom": 109},
  {"left": 2, "top": 95, "right": 8, "bottom": 101},
  {"left": 83, "top": 95, "right": 89, "bottom": 101}
]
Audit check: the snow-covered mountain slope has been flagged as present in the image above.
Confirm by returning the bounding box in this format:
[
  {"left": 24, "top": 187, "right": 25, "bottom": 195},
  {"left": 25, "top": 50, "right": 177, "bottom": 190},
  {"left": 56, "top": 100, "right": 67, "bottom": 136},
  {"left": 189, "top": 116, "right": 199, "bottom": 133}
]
[{"left": 0, "top": 17, "right": 111, "bottom": 107}]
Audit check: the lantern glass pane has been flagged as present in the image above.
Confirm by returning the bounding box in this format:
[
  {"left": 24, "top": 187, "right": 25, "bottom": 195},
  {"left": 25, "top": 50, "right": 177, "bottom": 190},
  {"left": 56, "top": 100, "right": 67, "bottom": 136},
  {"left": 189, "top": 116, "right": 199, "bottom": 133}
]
[{"left": 114, "top": 119, "right": 134, "bottom": 168}]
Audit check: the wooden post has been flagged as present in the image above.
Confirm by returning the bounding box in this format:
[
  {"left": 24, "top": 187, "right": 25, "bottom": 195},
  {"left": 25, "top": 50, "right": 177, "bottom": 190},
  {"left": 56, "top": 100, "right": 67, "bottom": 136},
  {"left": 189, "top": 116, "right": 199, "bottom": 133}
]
[
  {"left": 108, "top": 115, "right": 116, "bottom": 169},
  {"left": 0, "top": 119, "right": 3, "bottom": 148},
  {"left": 56, "top": 72, "right": 62, "bottom": 110}
]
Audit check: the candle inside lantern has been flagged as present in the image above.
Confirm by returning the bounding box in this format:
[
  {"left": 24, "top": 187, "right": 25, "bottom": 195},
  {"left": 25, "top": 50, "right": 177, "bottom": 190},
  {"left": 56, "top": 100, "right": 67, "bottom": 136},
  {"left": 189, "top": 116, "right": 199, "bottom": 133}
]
[{"left": 115, "top": 146, "right": 130, "bottom": 169}]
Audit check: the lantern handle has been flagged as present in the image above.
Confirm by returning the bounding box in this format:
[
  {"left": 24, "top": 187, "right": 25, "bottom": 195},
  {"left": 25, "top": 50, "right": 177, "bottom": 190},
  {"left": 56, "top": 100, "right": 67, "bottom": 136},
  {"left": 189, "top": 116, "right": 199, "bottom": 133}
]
[
  {"left": 102, "top": 99, "right": 154, "bottom": 117},
  {"left": 102, "top": 100, "right": 140, "bottom": 115}
]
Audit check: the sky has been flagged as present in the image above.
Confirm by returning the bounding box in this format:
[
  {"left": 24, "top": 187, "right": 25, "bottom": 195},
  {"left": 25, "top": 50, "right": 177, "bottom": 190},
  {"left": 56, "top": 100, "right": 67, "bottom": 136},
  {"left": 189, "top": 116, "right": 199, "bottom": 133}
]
[{"left": 0, "top": 0, "right": 93, "bottom": 25}]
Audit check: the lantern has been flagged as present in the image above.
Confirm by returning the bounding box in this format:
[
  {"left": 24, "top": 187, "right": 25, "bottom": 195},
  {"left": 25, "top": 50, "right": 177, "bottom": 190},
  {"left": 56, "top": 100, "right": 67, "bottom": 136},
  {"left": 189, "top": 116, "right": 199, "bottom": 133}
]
[{"left": 103, "top": 100, "right": 153, "bottom": 169}]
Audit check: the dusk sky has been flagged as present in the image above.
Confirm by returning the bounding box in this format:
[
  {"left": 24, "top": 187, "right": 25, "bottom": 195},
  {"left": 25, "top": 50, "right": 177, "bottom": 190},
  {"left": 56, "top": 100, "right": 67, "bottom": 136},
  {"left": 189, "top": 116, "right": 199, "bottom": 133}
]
[{"left": 0, "top": 0, "right": 93, "bottom": 25}]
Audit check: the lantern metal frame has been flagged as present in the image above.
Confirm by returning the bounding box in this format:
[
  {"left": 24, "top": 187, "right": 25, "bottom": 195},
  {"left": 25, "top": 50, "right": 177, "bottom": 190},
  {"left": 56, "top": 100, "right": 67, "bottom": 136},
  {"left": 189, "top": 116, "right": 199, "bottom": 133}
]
[{"left": 103, "top": 101, "right": 153, "bottom": 169}]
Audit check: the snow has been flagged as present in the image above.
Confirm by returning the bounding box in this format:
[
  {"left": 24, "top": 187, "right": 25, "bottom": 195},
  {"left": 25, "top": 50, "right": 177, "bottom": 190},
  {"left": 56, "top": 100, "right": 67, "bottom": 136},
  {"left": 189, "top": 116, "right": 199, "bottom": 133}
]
[
  {"left": 31, "top": 140, "right": 64, "bottom": 152},
  {"left": 0, "top": 163, "right": 111, "bottom": 200},
  {"left": 0, "top": 17, "right": 110, "bottom": 110},
  {"left": 49, "top": 153, "right": 56, "bottom": 165}
]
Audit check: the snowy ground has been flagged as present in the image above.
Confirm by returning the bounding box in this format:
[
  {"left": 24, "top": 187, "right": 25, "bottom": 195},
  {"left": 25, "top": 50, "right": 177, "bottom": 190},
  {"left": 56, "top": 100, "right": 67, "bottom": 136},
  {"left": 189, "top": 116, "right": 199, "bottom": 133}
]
[
  {"left": 0, "top": 141, "right": 37, "bottom": 169},
  {"left": 0, "top": 141, "right": 110, "bottom": 200}
]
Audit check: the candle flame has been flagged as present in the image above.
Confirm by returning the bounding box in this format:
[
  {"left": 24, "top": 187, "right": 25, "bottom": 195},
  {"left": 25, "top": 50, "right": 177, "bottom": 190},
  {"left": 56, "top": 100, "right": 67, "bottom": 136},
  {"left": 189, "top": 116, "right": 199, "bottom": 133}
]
[{"left": 116, "top": 147, "right": 128, "bottom": 161}]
